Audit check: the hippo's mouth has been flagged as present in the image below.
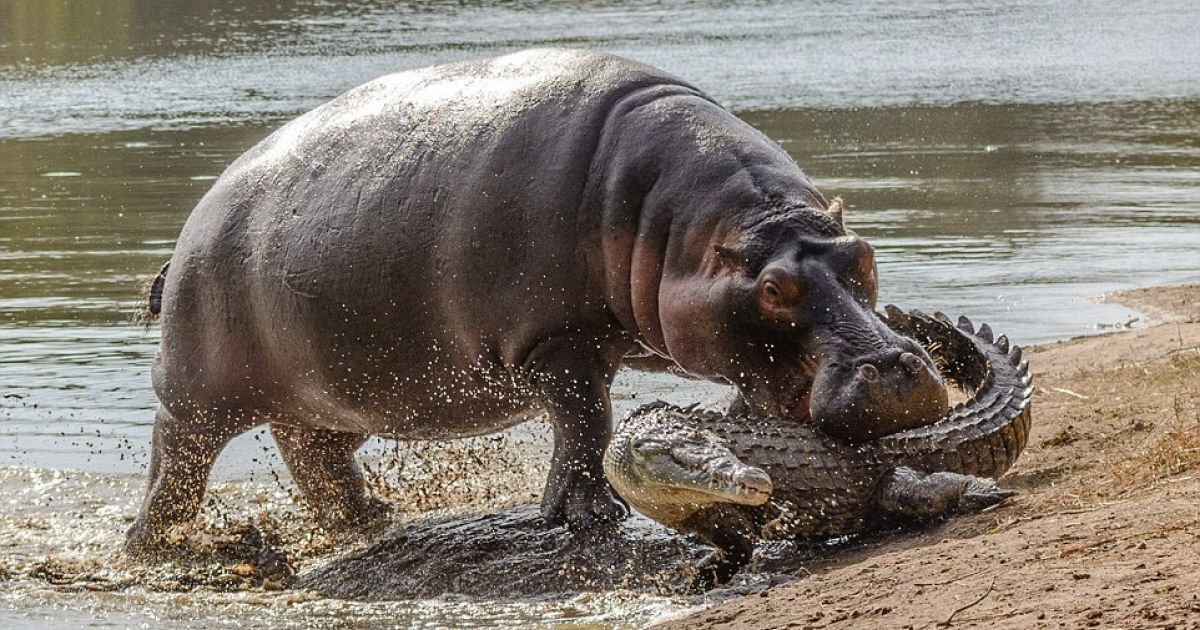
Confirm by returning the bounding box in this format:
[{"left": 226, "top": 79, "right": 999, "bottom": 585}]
[
  {"left": 738, "top": 334, "right": 949, "bottom": 440},
  {"left": 779, "top": 363, "right": 817, "bottom": 421},
  {"left": 738, "top": 353, "right": 821, "bottom": 422}
]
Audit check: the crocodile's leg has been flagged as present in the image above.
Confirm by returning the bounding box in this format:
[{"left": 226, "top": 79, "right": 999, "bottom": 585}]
[
  {"left": 877, "top": 466, "right": 1014, "bottom": 519},
  {"left": 684, "top": 505, "right": 758, "bottom": 589}
]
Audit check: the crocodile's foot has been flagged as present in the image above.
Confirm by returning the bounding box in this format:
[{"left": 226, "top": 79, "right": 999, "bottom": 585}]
[
  {"left": 690, "top": 550, "right": 744, "bottom": 591},
  {"left": 958, "top": 476, "right": 1017, "bottom": 511},
  {"left": 877, "top": 467, "right": 1016, "bottom": 520}
]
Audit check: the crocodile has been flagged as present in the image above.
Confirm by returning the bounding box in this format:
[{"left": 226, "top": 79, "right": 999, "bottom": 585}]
[{"left": 604, "top": 308, "right": 1033, "bottom": 585}]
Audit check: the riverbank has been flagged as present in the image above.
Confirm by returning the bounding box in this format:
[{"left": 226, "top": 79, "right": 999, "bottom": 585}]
[
  {"left": 661, "top": 283, "right": 1200, "bottom": 629},
  {"left": 1, "top": 284, "right": 1198, "bottom": 628}
]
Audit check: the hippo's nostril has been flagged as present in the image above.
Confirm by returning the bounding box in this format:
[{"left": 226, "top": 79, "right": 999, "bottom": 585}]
[
  {"left": 900, "top": 352, "right": 923, "bottom": 373},
  {"left": 859, "top": 363, "right": 880, "bottom": 382}
]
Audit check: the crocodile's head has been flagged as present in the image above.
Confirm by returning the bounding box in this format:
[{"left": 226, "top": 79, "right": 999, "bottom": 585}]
[{"left": 604, "top": 411, "right": 772, "bottom": 528}]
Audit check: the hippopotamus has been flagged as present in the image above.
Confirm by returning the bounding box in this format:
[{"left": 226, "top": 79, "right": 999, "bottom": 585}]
[{"left": 126, "top": 48, "right": 947, "bottom": 553}]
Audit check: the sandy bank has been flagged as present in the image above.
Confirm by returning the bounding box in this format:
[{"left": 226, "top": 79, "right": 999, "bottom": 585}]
[{"left": 661, "top": 283, "right": 1200, "bottom": 630}]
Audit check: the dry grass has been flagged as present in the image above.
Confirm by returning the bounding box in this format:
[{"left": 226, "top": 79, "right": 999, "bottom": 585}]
[
  {"left": 1101, "top": 355, "right": 1200, "bottom": 491},
  {"left": 1040, "top": 425, "right": 1080, "bottom": 448},
  {"left": 1105, "top": 414, "right": 1199, "bottom": 493}
]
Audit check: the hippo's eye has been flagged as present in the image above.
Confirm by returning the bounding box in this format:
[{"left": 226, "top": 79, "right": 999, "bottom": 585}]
[{"left": 763, "top": 281, "right": 781, "bottom": 299}]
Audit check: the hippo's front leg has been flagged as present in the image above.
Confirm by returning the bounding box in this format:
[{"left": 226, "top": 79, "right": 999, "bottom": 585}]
[{"left": 528, "top": 336, "right": 629, "bottom": 530}]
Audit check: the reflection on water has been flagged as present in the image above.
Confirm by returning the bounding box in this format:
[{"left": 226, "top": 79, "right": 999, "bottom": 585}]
[{"left": 2, "top": 0, "right": 1200, "bottom": 627}]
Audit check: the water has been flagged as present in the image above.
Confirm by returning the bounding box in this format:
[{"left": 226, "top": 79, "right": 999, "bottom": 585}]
[{"left": 2, "top": 0, "right": 1200, "bottom": 627}]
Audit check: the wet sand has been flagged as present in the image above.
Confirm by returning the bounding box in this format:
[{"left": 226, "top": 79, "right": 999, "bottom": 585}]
[{"left": 659, "top": 283, "right": 1200, "bottom": 629}]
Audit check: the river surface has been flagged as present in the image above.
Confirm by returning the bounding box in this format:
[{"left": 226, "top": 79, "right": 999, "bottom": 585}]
[{"left": 2, "top": 0, "right": 1200, "bottom": 628}]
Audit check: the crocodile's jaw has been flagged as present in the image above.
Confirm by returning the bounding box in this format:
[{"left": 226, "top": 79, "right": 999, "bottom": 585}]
[{"left": 605, "top": 433, "right": 773, "bottom": 528}]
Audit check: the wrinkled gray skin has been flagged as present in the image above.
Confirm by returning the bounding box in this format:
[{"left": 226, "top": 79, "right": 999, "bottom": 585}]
[
  {"left": 607, "top": 310, "right": 1033, "bottom": 585},
  {"left": 127, "top": 49, "right": 946, "bottom": 553}
]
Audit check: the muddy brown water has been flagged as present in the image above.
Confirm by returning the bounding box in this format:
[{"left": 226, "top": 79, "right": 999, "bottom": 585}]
[{"left": 2, "top": 0, "right": 1200, "bottom": 627}]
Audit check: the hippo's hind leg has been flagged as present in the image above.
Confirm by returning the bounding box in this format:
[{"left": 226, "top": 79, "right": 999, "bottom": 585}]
[
  {"left": 270, "top": 424, "right": 391, "bottom": 535},
  {"left": 126, "top": 406, "right": 253, "bottom": 556}
]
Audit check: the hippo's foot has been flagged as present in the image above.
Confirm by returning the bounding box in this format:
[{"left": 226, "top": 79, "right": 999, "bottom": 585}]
[
  {"left": 540, "top": 472, "right": 627, "bottom": 531},
  {"left": 123, "top": 519, "right": 173, "bottom": 560},
  {"left": 269, "top": 424, "right": 391, "bottom": 542}
]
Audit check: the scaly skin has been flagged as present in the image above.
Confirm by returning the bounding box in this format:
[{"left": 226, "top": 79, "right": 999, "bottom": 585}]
[
  {"left": 605, "top": 307, "right": 1033, "bottom": 584},
  {"left": 604, "top": 406, "right": 774, "bottom": 529}
]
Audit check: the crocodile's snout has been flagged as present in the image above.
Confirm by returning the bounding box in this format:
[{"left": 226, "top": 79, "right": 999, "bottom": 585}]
[
  {"left": 642, "top": 435, "right": 773, "bottom": 505},
  {"left": 606, "top": 416, "right": 775, "bottom": 526},
  {"left": 729, "top": 466, "right": 773, "bottom": 505}
]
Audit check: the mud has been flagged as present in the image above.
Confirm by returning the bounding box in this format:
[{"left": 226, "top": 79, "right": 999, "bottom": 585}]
[
  {"left": 0, "top": 432, "right": 705, "bottom": 627},
  {"left": 295, "top": 504, "right": 887, "bottom": 603}
]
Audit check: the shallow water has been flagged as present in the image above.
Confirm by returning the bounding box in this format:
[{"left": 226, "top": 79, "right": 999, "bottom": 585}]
[{"left": 2, "top": 0, "right": 1200, "bottom": 627}]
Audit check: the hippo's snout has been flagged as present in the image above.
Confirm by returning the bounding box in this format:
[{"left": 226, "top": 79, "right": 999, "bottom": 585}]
[
  {"left": 859, "top": 348, "right": 931, "bottom": 384},
  {"left": 810, "top": 344, "right": 949, "bottom": 443}
]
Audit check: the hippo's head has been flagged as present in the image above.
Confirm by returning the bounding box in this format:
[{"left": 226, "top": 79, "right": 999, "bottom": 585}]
[{"left": 659, "top": 199, "right": 948, "bottom": 442}]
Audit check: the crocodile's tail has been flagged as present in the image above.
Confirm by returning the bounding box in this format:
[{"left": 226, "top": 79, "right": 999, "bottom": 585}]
[
  {"left": 871, "top": 307, "right": 1034, "bottom": 479},
  {"left": 135, "top": 261, "right": 170, "bottom": 325}
]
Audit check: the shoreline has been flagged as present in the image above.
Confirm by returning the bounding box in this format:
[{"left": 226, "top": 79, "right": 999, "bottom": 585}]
[{"left": 658, "top": 282, "right": 1200, "bottom": 629}]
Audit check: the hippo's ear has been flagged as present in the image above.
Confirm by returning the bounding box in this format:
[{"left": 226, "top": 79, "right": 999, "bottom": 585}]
[
  {"left": 825, "top": 196, "right": 845, "bottom": 227},
  {"left": 755, "top": 267, "right": 800, "bottom": 323}
]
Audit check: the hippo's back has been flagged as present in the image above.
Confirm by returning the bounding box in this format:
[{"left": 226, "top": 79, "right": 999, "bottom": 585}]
[{"left": 154, "top": 49, "right": 699, "bottom": 429}]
